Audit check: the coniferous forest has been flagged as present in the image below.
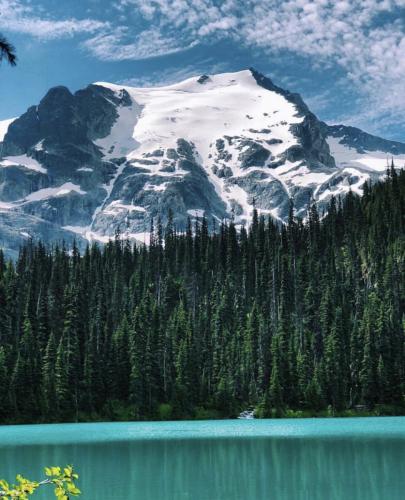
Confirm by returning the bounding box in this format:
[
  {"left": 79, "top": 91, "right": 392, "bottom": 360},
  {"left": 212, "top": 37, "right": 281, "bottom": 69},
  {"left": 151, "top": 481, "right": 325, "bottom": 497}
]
[{"left": 0, "top": 167, "right": 404, "bottom": 424}]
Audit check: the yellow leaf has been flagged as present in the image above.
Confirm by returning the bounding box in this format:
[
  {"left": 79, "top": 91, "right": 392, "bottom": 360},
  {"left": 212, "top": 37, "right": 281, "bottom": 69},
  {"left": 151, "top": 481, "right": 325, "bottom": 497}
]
[
  {"left": 51, "top": 467, "right": 61, "bottom": 476},
  {"left": 67, "top": 482, "right": 81, "bottom": 495}
]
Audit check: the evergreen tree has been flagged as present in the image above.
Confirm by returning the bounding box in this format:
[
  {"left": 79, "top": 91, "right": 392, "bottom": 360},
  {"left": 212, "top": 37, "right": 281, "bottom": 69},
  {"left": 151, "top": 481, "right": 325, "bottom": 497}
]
[{"left": 0, "top": 171, "right": 403, "bottom": 422}]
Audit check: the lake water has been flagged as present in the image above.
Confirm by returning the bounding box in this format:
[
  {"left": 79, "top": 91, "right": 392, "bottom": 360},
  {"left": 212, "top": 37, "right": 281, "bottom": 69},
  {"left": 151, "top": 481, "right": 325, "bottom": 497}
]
[{"left": 0, "top": 417, "right": 404, "bottom": 499}]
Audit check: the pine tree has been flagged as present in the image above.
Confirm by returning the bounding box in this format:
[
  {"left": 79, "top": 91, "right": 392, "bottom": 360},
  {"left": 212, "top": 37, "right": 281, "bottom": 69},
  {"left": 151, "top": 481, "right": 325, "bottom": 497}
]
[
  {"left": 0, "top": 170, "right": 403, "bottom": 423},
  {"left": 0, "top": 346, "right": 10, "bottom": 419},
  {"left": 41, "top": 333, "right": 57, "bottom": 417}
]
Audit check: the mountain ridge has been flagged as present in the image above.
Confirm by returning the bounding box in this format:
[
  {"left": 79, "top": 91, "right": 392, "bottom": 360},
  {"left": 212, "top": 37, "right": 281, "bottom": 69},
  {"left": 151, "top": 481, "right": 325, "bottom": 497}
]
[{"left": 0, "top": 68, "right": 404, "bottom": 258}]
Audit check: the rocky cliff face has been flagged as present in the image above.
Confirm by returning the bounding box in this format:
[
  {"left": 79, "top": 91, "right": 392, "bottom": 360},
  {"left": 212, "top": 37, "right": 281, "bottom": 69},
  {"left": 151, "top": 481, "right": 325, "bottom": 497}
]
[{"left": 0, "top": 68, "right": 404, "bottom": 257}]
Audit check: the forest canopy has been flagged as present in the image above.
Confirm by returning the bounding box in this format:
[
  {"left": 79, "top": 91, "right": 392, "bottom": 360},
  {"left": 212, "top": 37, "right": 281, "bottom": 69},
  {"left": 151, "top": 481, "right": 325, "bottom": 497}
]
[{"left": 0, "top": 167, "right": 403, "bottom": 423}]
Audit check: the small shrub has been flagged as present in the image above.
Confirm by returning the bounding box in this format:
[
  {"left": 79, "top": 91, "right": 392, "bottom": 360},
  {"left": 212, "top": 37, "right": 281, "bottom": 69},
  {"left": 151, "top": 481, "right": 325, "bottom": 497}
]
[{"left": 158, "top": 403, "right": 173, "bottom": 420}]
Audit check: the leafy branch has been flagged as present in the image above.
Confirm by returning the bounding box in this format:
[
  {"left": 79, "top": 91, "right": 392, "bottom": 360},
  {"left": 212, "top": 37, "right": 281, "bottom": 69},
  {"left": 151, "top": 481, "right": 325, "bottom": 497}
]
[
  {"left": 0, "top": 35, "right": 17, "bottom": 66},
  {"left": 0, "top": 466, "right": 80, "bottom": 499}
]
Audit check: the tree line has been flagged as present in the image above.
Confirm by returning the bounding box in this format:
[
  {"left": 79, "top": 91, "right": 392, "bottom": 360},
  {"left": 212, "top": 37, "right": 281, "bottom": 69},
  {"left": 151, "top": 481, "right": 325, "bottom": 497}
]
[{"left": 0, "top": 166, "right": 404, "bottom": 423}]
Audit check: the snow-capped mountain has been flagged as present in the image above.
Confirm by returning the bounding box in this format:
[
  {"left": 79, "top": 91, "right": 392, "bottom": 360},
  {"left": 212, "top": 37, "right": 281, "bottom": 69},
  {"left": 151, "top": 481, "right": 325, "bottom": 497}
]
[{"left": 1, "top": 68, "right": 404, "bottom": 257}]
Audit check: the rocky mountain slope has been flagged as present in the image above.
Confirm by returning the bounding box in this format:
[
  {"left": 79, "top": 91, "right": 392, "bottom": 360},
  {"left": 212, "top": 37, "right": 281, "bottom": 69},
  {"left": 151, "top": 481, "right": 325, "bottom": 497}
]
[{"left": 1, "top": 68, "right": 404, "bottom": 258}]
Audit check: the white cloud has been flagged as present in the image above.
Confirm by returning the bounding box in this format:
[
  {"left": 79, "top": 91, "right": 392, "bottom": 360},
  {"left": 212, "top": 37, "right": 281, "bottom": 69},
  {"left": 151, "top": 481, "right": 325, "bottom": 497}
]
[
  {"left": 83, "top": 27, "right": 197, "bottom": 61},
  {"left": 0, "top": 0, "right": 107, "bottom": 39},
  {"left": 198, "top": 17, "right": 238, "bottom": 37}
]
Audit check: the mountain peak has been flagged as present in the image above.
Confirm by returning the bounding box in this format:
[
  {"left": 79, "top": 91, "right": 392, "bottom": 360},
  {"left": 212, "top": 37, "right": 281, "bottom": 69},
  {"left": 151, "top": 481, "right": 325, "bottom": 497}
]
[
  {"left": 1, "top": 69, "right": 404, "bottom": 256},
  {"left": 95, "top": 69, "right": 260, "bottom": 94}
]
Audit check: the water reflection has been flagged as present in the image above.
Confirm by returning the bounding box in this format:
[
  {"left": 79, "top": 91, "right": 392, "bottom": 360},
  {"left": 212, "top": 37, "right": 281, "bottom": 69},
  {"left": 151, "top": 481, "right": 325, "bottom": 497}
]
[{"left": 1, "top": 436, "right": 404, "bottom": 499}]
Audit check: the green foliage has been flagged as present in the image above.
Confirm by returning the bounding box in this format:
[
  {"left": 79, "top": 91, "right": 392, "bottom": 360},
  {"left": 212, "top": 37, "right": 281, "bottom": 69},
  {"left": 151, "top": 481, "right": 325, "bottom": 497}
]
[
  {"left": 157, "top": 403, "right": 173, "bottom": 420},
  {"left": 0, "top": 465, "right": 80, "bottom": 499},
  {"left": 0, "top": 170, "right": 404, "bottom": 422},
  {"left": 194, "top": 407, "right": 222, "bottom": 420},
  {"left": 0, "top": 34, "right": 17, "bottom": 66}
]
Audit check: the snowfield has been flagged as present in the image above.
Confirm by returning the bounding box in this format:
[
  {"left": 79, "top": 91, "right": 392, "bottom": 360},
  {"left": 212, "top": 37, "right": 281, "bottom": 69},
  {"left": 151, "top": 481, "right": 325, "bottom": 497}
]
[
  {"left": 95, "top": 70, "right": 301, "bottom": 163},
  {"left": 0, "top": 154, "right": 47, "bottom": 174},
  {"left": 94, "top": 70, "right": 303, "bottom": 223},
  {"left": 327, "top": 137, "right": 405, "bottom": 172}
]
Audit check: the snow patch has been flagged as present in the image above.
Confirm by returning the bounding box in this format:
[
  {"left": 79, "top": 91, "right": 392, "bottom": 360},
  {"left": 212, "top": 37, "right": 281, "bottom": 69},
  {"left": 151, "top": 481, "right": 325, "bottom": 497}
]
[
  {"left": 104, "top": 200, "right": 146, "bottom": 215},
  {"left": 23, "top": 183, "right": 86, "bottom": 202},
  {"left": 144, "top": 182, "right": 168, "bottom": 192},
  {"left": 281, "top": 165, "right": 331, "bottom": 187},
  {"left": 0, "top": 155, "right": 47, "bottom": 174},
  {"left": 0, "top": 118, "right": 16, "bottom": 142},
  {"left": 87, "top": 162, "right": 127, "bottom": 233},
  {"left": 94, "top": 101, "right": 142, "bottom": 159},
  {"left": 63, "top": 225, "right": 88, "bottom": 235},
  {"left": 327, "top": 137, "right": 405, "bottom": 172},
  {"left": 226, "top": 184, "right": 252, "bottom": 221},
  {"left": 70, "top": 229, "right": 151, "bottom": 246},
  {"left": 187, "top": 209, "right": 205, "bottom": 218},
  {"left": 0, "top": 201, "right": 14, "bottom": 211},
  {"left": 33, "top": 140, "right": 45, "bottom": 152}
]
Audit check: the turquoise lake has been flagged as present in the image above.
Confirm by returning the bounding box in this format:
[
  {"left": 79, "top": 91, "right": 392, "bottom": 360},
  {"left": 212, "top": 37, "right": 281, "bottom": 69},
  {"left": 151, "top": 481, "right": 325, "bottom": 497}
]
[{"left": 0, "top": 417, "right": 405, "bottom": 499}]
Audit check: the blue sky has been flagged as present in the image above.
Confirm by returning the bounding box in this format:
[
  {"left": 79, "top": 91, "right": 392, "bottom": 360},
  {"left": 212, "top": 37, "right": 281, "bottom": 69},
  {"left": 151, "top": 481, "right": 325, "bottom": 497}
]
[{"left": 0, "top": 0, "right": 404, "bottom": 141}]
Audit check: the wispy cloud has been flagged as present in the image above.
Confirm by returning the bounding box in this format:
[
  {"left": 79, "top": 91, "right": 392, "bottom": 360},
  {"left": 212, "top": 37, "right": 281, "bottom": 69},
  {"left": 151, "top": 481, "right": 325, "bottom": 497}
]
[
  {"left": 305, "top": 90, "right": 337, "bottom": 115},
  {"left": 0, "top": 0, "right": 107, "bottom": 39},
  {"left": 82, "top": 28, "right": 197, "bottom": 61}
]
